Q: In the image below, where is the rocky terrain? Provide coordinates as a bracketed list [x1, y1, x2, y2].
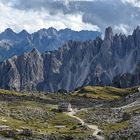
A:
[1, 27, 140, 92]
[75, 86, 140, 140]
[0, 28, 101, 61]
[0, 86, 139, 140]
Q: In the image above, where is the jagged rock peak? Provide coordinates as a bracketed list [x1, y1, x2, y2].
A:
[18, 29, 29, 35]
[24, 48, 41, 58]
[104, 26, 113, 40]
[136, 26, 140, 30]
[30, 48, 40, 55]
[132, 26, 140, 47]
[133, 26, 140, 35]
[37, 27, 57, 34]
[3, 28, 15, 34]
[18, 29, 30, 39]
[47, 27, 57, 32]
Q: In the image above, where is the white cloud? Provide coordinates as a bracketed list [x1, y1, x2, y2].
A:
[114, 24, 130, 34]
[121, 0, 140, 7]
[1, 0, 140, 34]
[0, 2, 99, 33]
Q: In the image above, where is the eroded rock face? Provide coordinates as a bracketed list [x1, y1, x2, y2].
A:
[0, 49, 44, 91]
[1, 27, 140, 92]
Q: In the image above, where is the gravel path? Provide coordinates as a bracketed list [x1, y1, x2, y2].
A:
[66, 108, 104, 140]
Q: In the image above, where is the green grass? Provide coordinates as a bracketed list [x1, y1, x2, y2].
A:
[101, 121, 129, 136]
[0, 86, 138, 139]
[0, 112, 90, 137]
[0, 90, 92, 139]
[73, 86, 138, 101]
[0, 89, 24, 96]
[75, 109, 97, 124]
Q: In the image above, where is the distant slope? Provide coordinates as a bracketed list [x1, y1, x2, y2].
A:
[74, 86, 138, 101]
[0, 28, 101, 61]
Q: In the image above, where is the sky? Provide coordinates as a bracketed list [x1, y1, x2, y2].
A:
[0, 0, 140, 34]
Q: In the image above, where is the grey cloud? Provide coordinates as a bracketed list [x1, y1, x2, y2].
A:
[3, 0, 69, 14]
[75, 0, 140, 32]
[2, 0, 140, 33]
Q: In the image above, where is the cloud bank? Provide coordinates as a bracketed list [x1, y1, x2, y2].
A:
[0, 0, 140, 34]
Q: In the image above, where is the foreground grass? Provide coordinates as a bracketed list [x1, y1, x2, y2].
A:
[0, 85, 138, 139]
[0, 90, 92, 139]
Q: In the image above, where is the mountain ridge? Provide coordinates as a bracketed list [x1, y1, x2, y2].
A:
[0, 26, 140, 92]
[0, 27, 101, 61]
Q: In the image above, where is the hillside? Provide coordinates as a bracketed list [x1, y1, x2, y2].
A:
[0, 89, 91, 140]
[0, 86, 139, 139]
[74, 86, 138, 101]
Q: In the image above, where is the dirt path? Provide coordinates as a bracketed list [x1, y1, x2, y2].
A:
[67, 109, 85, 125]
[114, 98, 140, 110]
[66, 109, 104, 140]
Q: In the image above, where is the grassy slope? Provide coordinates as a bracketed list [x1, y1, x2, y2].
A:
[74, 86, 139, 138]
[0, 85, 138, 139]
[0, 90, 91, 139]
[73, 86, 138, 101]
[101, 121, 129, 137]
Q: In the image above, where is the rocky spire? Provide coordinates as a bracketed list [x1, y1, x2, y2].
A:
[30, 48, 41, 56]
[104, 26, 113, 40]
[133, 26, 140, 36]
[133, 26, 140, 47]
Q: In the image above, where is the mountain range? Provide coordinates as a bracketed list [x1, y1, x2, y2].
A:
[0, 28, 101, 61]
[0, 26, 140, 92]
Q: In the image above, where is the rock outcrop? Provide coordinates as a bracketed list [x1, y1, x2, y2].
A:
[0, 27, 140, 92]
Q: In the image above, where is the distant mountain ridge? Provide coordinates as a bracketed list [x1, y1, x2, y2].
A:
[0, 27, 101, 61]
[1, 26, 140, 92]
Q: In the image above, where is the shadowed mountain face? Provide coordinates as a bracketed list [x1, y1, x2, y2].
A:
[0, 27, 140, 92]
[0, 28, 101, 61]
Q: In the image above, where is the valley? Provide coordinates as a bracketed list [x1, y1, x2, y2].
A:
[0, 86, 139, 140]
